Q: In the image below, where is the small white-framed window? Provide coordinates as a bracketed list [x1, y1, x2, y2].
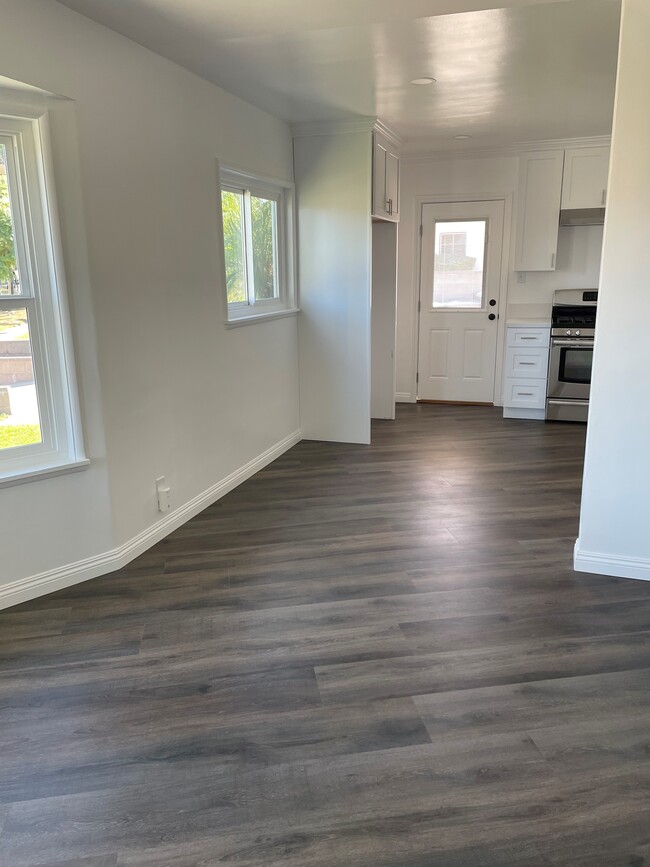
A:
[219, 166, 296, 324]
[0, 113, 85, 484]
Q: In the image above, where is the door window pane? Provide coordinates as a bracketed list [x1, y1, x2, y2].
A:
[0, 144, 22, 297]
[251, 195, 278, 301]
[221, 190, 246, 303]
[433, 220, 486, 308]
[0, 306, 42, 450]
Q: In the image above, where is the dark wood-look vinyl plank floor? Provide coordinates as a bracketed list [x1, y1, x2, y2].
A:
[1, 404, 650, 866]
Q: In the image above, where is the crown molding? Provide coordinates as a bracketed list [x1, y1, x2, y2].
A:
[291, 117, 377, 138]
[374, 119, 404, 149]
[401, 134, 612, 163]
[515, 134, 612, 152]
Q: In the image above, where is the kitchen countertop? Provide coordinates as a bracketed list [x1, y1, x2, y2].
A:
[506, 317, 551, 326]
[505, 303, 551, 327]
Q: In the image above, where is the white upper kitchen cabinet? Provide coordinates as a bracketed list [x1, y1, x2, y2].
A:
[372, 129, 400, 222]
[561, 146, 611, 210]
[515, 150, 565, 271]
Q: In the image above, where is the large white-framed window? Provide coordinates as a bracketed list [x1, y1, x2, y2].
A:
[219, 166, 296, 324]
[0, 113, 85, 485]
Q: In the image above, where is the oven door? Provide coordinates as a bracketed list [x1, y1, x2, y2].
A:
[547, 338, 594, 401]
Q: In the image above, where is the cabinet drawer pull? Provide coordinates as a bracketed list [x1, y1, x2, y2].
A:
[519, 361, 536, 365]
[520, 336, 538, 340]
[517, 392, 534, 396]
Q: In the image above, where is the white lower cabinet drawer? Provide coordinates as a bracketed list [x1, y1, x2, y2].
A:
[503, 378, 547, 409]
[507, 327, 550, 348]
[504, 346, 549, 379]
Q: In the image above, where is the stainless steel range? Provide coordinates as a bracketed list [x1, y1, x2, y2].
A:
[546, 289, 597, 423]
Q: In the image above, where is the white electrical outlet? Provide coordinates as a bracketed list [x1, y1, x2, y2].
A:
[156, 476, 171, 513]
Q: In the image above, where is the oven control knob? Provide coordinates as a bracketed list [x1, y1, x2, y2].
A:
[566, 330, 572, 336]
[575, 330, 581, 336]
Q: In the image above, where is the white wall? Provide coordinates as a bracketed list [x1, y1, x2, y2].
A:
[371, 221, 398, 420]
[294, 131, 372, 444]
[0, 0, 299, 604]
[0, 95, 115, 597]
[511, 224, 604, 302]
[575, 0, 650, 581]
[395, 153, 605, 403]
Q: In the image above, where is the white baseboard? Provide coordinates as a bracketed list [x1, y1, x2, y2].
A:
[395, 392, 416, 403]
[574, 539, 650, 582]
[0, 429, 302, 610]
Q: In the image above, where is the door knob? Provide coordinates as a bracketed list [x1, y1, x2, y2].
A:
[488, 313, 496, 321]
[489, 299, 497, 307]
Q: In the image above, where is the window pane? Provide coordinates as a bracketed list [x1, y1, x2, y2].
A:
[0, 144, 22, 297]
[221, 190, 246, 304]
[433, 220, 486, 308]
[251, 196, 278, 301]
[0, 306, 42, 450]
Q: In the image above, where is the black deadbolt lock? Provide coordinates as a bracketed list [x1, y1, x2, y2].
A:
[489, 299, 497, 307]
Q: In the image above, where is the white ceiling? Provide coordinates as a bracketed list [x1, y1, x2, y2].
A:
[53, 0, 621, 150]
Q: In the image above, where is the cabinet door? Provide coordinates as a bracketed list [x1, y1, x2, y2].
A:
[561, 146, 610, 210]
[385, 150, 399, 219]
[372, 132, 400, 222]
[515, 150, 564, 272]
[373, 136, 388, 219]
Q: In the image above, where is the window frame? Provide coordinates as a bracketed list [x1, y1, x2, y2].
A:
[218, 165, 297, 325]
[0, 112, 86, 485]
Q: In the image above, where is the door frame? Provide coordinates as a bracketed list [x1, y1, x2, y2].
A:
[411, 192, 514, 406]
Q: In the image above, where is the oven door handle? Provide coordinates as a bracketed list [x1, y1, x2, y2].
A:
[551, 339, 595, 348]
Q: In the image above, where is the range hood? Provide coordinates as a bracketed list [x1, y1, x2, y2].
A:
[559, 207, 605, 227]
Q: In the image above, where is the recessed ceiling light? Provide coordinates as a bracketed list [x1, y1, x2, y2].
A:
[410, 77, 436, 86]
[454, 135, 471, 140]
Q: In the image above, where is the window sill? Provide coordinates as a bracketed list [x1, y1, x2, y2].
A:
[225, 308, 300, 328]
[0, 457, 90, 489]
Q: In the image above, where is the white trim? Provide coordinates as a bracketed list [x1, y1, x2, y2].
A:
[411, 192, 513, 406]
[38, 112, 85, 459]
[215, 162, 292, 190]
[0, 111, 86, 477]
[218, 162, 296, 324]
[395, 392, 416, 403]
[373, 120, 404, 150]
[0, 429, 302, 610]
[224, 307, 299, 328]
[573, 540, 650, 583]
[0, 457, 89, 489]
[291, 117, 377, 138]
[516, 135, 611, 153]
[402, 135, 612, 163]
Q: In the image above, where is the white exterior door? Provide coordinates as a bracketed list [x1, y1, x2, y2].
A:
[417, 200, 505, 403]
